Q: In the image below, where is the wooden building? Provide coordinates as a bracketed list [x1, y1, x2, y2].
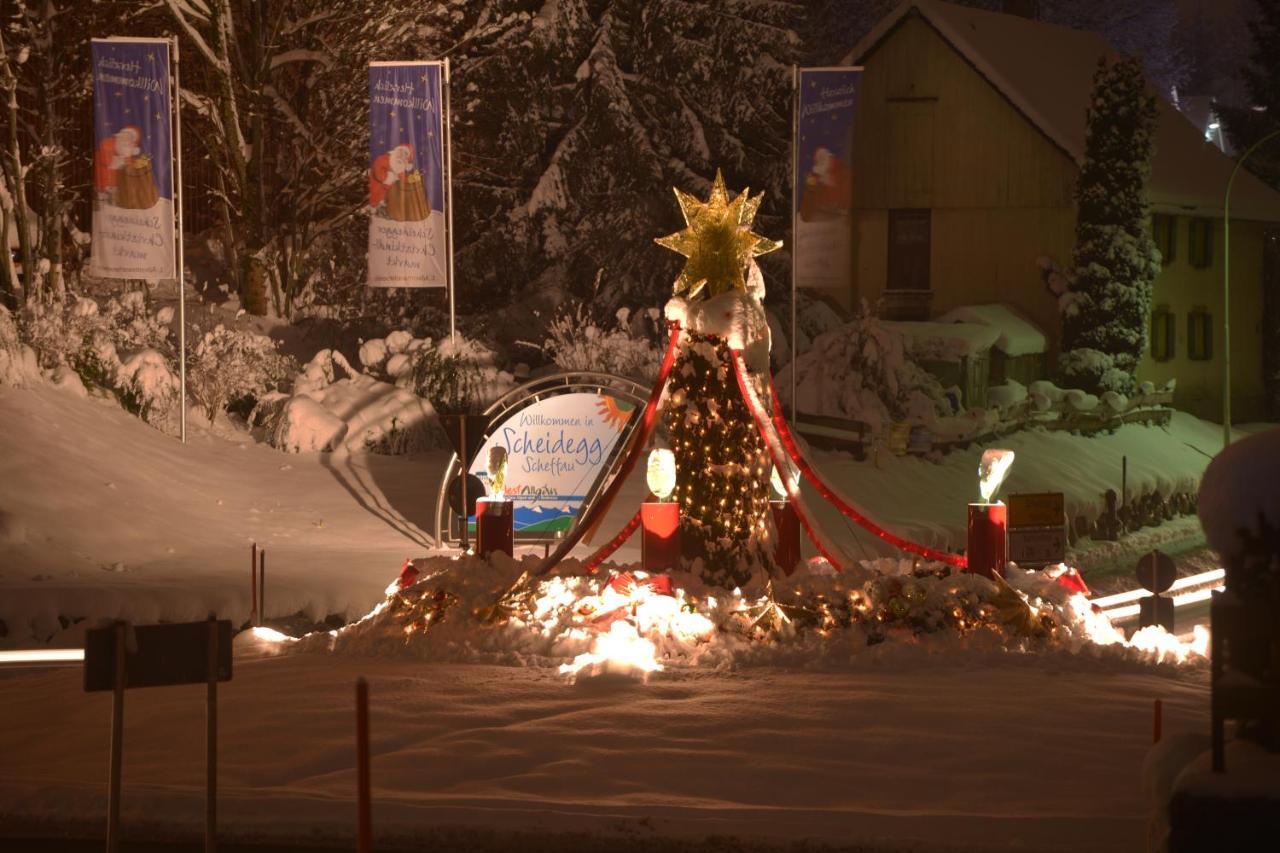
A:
[838, 0, 1280, 422]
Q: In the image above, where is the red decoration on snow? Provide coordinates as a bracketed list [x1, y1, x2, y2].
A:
[607, 571, 674, 597]
[1052, 567, 1091, 596]
[395, 558, 419, 590]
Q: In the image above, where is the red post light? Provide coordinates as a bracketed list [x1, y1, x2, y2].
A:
[966, 502, 1007, 578]
[771, 500, 801, 575]
[641, 501, 681, 573]
[476, 498, 514, 558]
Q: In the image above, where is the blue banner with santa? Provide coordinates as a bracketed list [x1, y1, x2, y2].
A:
[794, 67, 861, 293]
[367, 61, 447, 288]
[90, 38, 175, 281]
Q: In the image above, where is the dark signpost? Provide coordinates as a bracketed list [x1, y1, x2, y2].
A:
[84, 615, 232, 853]
[1136, 549, 1177, 632]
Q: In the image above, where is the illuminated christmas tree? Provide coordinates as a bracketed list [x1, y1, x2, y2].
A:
[655, 171, 782, 588]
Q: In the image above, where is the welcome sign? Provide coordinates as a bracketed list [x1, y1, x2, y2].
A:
[89, 38, 175, 281]
[367, 61, 447, 288]
[468, 392, 635, 534]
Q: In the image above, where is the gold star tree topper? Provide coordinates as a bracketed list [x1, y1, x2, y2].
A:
[655, 170, 782, 299]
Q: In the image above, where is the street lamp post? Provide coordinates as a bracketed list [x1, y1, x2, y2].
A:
[1222, 127, 1280, 450]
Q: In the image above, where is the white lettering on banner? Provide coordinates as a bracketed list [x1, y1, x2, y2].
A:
[366, 211, 447, 287]
[90, 200, 175, 281]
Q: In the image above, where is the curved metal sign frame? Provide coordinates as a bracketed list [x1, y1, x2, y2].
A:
[433, 371, 650, 548]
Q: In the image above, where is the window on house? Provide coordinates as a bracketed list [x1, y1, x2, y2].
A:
[1188, 218, 1214, 269]
[1151, 306, 1175, 361]
[1151, 213, 1177, 265]
[887, 209, 931, 291]
[1187, 307, 1213, 361]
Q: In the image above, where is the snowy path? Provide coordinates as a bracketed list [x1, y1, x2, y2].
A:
[0, 650, 1206, 852]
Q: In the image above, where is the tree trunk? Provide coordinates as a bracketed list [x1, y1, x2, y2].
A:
[0, 32, 35, 303]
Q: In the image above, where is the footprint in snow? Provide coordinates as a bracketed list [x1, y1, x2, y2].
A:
[99, 562, 127, 573]
[30, 573, 53, 582]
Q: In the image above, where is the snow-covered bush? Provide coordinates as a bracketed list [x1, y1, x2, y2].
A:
[543, 303, 662, 382]
[401, 335, 514, 415]
[187, 326, 297, 424]
[115, 349, 181, 424]
[779, 301, 950, 431]
[0, 305, 39, 387]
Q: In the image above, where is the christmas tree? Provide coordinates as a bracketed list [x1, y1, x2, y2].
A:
[656, 171, 781, 588]
[1058, 56, 1160, 397]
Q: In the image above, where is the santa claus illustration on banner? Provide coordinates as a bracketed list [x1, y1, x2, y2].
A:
[94, 126, 158, 209]
[799, 145, 851, 222]
[370, 143, 431, 222]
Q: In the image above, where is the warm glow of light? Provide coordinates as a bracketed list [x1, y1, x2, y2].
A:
[978, 449, 1015, 503]
[559, 621, 664, 681]
[647, 448, 677, 500]
[1091, 569, 1226, 610]
[0, 648, 84, 665]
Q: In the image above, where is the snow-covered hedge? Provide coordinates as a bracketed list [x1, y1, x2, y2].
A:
[543, 303, 662, 383]
[187, 326, 297, 424]
[777, 302, 951, 431]
[0, 305, 39, 387]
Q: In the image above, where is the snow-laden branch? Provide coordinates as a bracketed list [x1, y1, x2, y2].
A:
[268, 49, 332, 71]
[162, 0, 223, 72]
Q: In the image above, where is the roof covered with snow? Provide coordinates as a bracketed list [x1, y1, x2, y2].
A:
[934, 303, 1046, 357]
[842, 0, 1280, 222]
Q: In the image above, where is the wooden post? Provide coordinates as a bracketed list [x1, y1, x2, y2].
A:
[107, 621, 127, 853]
[1153, 698, 1163, 744]
[258, 549, 266, 626]
[356, 678, 372, 853]
[250, 543, 258, 627]
[205, 614, 218, 853]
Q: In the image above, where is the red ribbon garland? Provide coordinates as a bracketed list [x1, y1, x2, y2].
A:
[726, 348, 847, 570]
[535, 321, 684, 577]
[584, 509, 643, 573]
[730, 348, 967, 569]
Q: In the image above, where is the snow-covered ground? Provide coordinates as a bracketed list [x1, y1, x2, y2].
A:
[0, 379, 1233, 853]
[1, 650, 1207, 853]
[0, 380, 1232, 646]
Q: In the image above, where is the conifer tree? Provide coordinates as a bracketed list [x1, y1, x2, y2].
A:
[1059, 56, 1160, 396]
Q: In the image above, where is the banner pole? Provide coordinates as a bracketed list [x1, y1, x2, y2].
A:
[172, 35, 187, 444]
[442, 58, 457, 345]
[790, 64, 799, 423]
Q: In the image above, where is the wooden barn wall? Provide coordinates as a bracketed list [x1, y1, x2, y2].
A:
[847, 14, 1078, 361]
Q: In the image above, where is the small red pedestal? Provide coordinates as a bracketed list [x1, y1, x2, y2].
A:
[966, 502, 1007, 577]
[476, 498, 514, 558]
[771, 500, 801, 575]
[641, 501, 681, 572]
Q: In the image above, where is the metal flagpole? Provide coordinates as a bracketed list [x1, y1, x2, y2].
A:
[442, 58, 457, 345]
[790, 64, 799, 423]
[172, 35, 187, 444]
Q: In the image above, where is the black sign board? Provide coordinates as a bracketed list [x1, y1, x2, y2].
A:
[84, 619, 232, 692]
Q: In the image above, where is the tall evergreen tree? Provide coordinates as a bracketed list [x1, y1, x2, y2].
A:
[1059, 55, 1160, 397]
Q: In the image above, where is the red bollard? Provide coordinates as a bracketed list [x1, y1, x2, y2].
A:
[771, 500, 801, 575]
[475, 498, 514, 558]
[641, 501, 680, 572]
[966, 502, 1007, 577]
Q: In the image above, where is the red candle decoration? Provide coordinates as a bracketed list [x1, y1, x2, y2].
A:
[641, 501, 681, 573]
[966, 502, 1007, 578]
[476, 498, 514, 558]
[770, 500, 801, 575]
